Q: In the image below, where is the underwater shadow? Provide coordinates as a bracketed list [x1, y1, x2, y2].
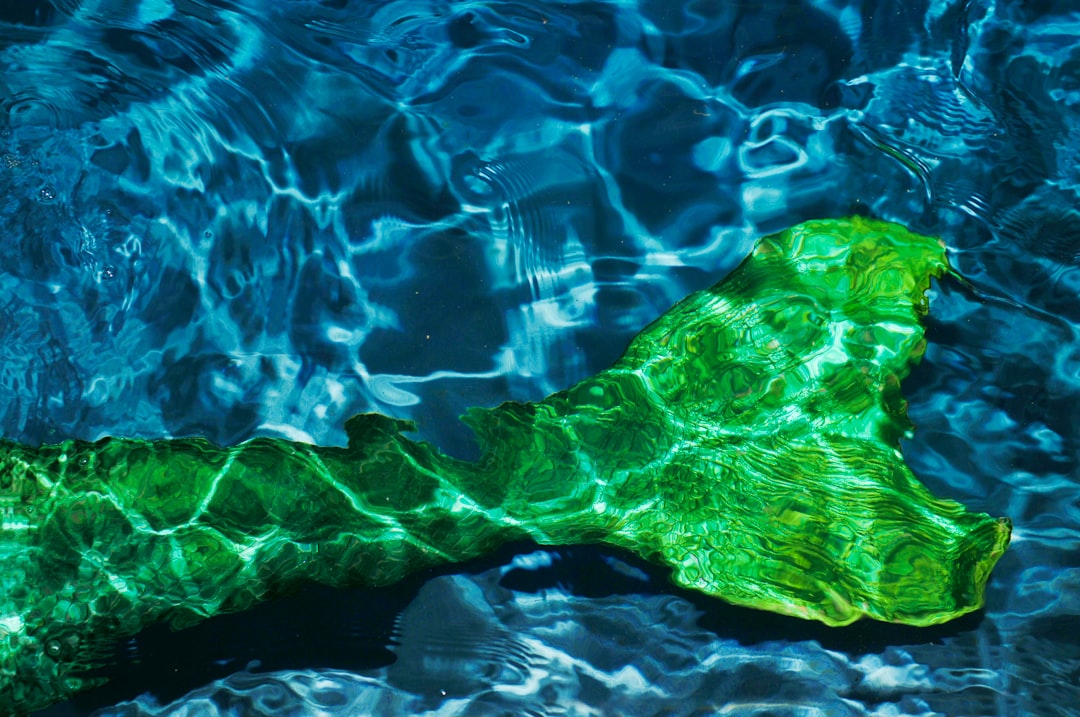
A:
[46, 540, 986, 716]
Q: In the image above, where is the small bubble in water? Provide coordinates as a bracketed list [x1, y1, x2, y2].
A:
[2, 153, 18, 168]
[204, 230, 213, 238]
[101, 266, 117, 280]
[44, 639, 63, 659]
[38, 184, 56, 202]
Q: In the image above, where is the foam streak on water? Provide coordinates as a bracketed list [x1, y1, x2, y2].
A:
[1, 1, 1078, 715]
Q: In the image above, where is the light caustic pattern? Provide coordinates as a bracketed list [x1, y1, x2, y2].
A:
[0, 218, 1009, 714]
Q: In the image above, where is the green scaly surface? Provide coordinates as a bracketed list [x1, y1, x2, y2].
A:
[0, 217, 1011, 713]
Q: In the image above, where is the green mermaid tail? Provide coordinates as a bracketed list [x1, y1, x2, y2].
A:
[0, 217, 1010, 713]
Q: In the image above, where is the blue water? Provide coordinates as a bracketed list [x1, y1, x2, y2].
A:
[3, 0, 1078, 714]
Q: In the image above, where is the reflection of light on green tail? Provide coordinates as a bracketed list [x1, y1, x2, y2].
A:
[0, 217, 1010, 713]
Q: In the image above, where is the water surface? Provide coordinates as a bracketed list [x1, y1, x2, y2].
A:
[2, 0, 1078, 715]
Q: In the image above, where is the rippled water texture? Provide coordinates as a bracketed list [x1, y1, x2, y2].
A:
[2, 0, 1078, 715]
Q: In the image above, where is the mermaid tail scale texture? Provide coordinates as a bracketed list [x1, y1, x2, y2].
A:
[0, 217, 1010, 713]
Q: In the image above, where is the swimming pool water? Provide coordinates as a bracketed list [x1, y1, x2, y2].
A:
[2, 0, 1078, 714]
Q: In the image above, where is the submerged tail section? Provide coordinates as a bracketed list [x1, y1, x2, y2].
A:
[0, 218, 1010, 713]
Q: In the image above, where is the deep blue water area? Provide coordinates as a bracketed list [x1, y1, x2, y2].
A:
[3, 0, 1079, 714]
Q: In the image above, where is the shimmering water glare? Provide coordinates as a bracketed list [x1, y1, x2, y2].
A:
[1, 0, 1076, 715]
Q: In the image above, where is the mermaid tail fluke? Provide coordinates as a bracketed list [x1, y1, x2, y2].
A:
[478, 216, 1010, 625]
[0, 218, 1010, 713]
